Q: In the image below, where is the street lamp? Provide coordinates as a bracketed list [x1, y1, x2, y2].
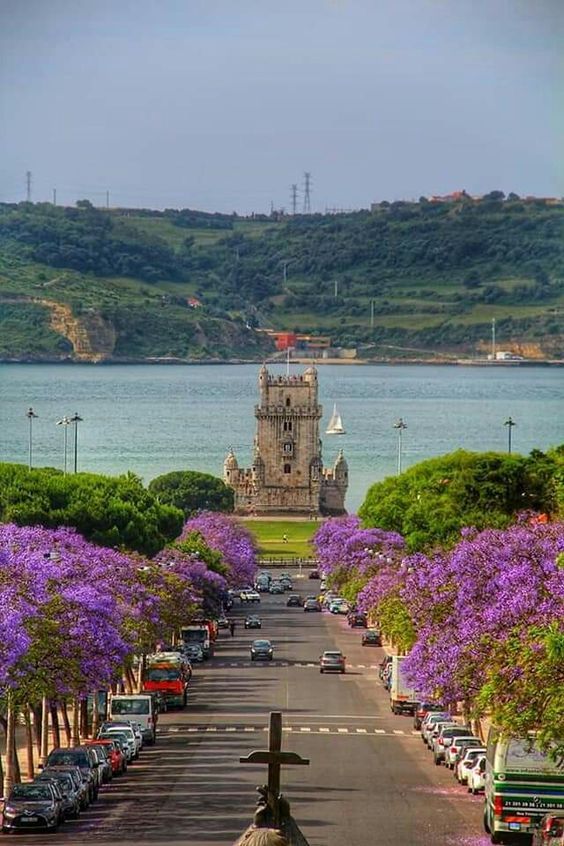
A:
[504, 416, 516, 454]
[26, 407, 38, 470]
[69, 412, 83, 473]
[56, 416, 71, 474]
[393, 418, 407, 475]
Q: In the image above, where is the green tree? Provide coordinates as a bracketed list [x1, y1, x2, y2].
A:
[148, 470, 234, 518]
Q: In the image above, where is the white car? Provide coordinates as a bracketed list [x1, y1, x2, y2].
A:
[329, 598, 350, 614]
[456, 747, 486, 783]
[467, 754, 486, 794]
[445, 735, 478, 768]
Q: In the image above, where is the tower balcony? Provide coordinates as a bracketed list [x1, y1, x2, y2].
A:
[255, 404, 322, 417]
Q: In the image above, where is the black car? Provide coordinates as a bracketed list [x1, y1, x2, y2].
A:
[348, 612, 367, 628]
[42, 765, 90, 810]
[308, 569, 320, 579]
[2, 781, 64, 833]
[45, 747, 100, 801]
[303, 599, 322, 612]
[286, 594, 302, 607]
[245, 615, 262, 629]
[250, 639, 273, 661]
[361, 629, 382, 646]
[35, 772, 80, 820]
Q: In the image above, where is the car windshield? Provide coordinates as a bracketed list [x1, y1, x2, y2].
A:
[111, 698, 150, 715]
[147, 668, 181, 681]
[323, 652, 343, 660]
[47, 751, 89, 768]
[253, 640, 271, 647]
[11, 784, 53, 801]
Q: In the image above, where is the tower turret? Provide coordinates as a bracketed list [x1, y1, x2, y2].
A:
[223, 448, 239, 485]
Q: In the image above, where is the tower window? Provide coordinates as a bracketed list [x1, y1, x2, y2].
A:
[283, 420, 293, 432]
[286, 397, 291, 407]
[283, 463, 291, 474]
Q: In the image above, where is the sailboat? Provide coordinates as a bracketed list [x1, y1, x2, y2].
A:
[326, 403, 346, 435]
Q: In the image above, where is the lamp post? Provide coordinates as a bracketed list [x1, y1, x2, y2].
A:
[393, 418, 407, 475]
[56, 416, 71, 474]
[26, 407, 38, 470]
[504, 416, 516, 454]
[69, 413, 83, 473]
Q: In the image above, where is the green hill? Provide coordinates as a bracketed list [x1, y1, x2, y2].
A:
[1, 194, 563, 361]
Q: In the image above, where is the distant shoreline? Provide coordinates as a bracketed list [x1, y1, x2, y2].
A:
[1, 356, 563, 367]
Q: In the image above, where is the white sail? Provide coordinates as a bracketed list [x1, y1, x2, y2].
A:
[326, 403, 346, 435]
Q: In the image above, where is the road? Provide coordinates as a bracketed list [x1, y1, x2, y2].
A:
[13, 569, 488, 846]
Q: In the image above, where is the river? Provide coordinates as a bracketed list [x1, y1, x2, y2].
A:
[0, 363, 562, 513]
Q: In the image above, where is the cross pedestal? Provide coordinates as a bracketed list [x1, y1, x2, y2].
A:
[240, 711, 310, 830]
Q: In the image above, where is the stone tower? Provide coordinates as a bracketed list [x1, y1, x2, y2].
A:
[224, 365, 348, 516]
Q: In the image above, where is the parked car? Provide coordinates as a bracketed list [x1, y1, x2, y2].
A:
[456, 747, 487, 784]
[329, 599, 350, 614]
[182, 643, 204, 663]
[84, 742, 113, 783]
[100, 721, 141, 758]
[532, 814, 564, 846]
[35, 771, 81, 820]
[450, 737, 485, 775]
[269, 582, 284, 595]
[413, 701, 444, 730]
[85, 738, 126, 775]
[41, 765, 90, 811]
[445, 735, 478, 769]
[45, 747, 100, 801]
[2, 781, 64, 833]
[286, 594, 302, 607]
[280, 576, 293, 591]
[308, 569, 320, 579]
[98, 729, 135, 763]
[379, 655, 393, 680]
[420, 712, 452, 745]
[361, 629, 382, 646]
[245, 615, 262, 629]
[250, 639, 273, 661]
[303, 599, 322, 612]
[432, 725, 472, 765]
[243, 590, 261, 603]
[217, 616, 230, 629]
[319, 650, 346, 674]
[467, 754, 487, 795]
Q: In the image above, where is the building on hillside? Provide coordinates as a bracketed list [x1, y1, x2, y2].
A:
[224, 364, 348, 516]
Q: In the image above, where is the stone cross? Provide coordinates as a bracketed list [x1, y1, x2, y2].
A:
[240, 711, 310, 826]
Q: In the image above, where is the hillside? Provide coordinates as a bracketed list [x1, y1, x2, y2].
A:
[1, 195, 563, 361]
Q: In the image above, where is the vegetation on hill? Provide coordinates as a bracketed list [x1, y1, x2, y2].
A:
[1, 194, 563, 360]
[148, 470, 234, 517]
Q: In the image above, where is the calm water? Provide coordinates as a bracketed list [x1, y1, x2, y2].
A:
[0, 363, 562, 513]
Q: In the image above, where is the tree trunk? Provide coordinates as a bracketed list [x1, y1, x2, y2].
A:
[3, 697, 16, 796]
[50, 703, 61, 749]
[91, 694, 99, 738]
[80, 698, 88, 739]
[24, 708, 35, 780]
[40, 697, 49, 765]
[60, 701, 72, 746]
[71, 696, 80, 746]
[13, 735, 21, 784]
[31, 703, 42, 757]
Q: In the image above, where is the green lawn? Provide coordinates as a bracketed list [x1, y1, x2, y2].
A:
[242, 519, 318, 559]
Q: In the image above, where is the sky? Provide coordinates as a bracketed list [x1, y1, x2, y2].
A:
[1, 0, 562, 214]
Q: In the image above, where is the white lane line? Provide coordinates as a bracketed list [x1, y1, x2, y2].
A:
[226, 727, 236, 732]
[243, 727, 255, 732]
[375, 729, 386, 734]
[337, 728, 348, 733]
[412, 730, 420, 736]
[206, 727, 217, 732]
[319, 728, 330, 733]
[283, 727, 293, 732]
[393, 730, 405, 735]
[169, 727, 179, 733]
[357, 664, 366, 668]
[188, 728, 198, 732]
[300, 727, 311, 732]
[356, 728, 367, 734]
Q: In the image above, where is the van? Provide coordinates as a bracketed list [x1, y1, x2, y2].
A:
[108, 695, 157, 744]
[484, 728, 564, 843]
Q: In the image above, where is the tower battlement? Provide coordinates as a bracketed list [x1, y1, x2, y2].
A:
[224, 365, 347, 517]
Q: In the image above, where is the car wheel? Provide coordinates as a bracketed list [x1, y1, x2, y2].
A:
[491, 833, 505, 844]
[319, 669, 323, 674]
[434, 756, 441, 766]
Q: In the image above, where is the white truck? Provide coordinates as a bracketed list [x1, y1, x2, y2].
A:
[389, 655, 418, 715]
[180, 624, 211, 659]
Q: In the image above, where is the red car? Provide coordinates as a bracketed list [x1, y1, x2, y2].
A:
[84, 738, 126, 775]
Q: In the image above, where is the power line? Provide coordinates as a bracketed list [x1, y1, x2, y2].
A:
[303, 172, 312, 214]
[290, 184, 298, 215]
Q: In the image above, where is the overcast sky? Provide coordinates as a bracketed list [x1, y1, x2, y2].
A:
[1, 0, 562, 213]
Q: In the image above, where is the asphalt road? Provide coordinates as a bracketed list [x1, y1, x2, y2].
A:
[11, 569, 488, 846]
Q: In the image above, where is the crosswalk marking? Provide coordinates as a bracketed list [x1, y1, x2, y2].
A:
[393, 730, 404, 735]
[375, 729, 386, 734]
[244, 727, 255, 732]
[319, 728, 330, 733]
[164, 725, 420, 738]
[206, 727, 217, 732]
[338, 728, 348, 733]
[226, 727, 236, 732]
[188, 728, 198, 732]
[283, 726, 293, 732]
[169, 727, 179, 732]
[356, 728, 367, 734]
[300, 727, 311, 732]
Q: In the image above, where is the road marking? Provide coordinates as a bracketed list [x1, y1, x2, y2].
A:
[338, 728, 348, 733]
[412, 730, 420, 736]
[393, 730, 405, 735]
[300, 727, 311, 732]
[357, 664, 366, 668]
[283, 727, 293, 732]
[319, 728, 330, 733]
[206, 727, 217, 732]
[226, 727, 236, 732]
[375, 729, 386, 734]
[356, 728, 367, 734]
[244, 727, 255, 732]
[169, 727, 179, 732]
[188, 727, 198, 732]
